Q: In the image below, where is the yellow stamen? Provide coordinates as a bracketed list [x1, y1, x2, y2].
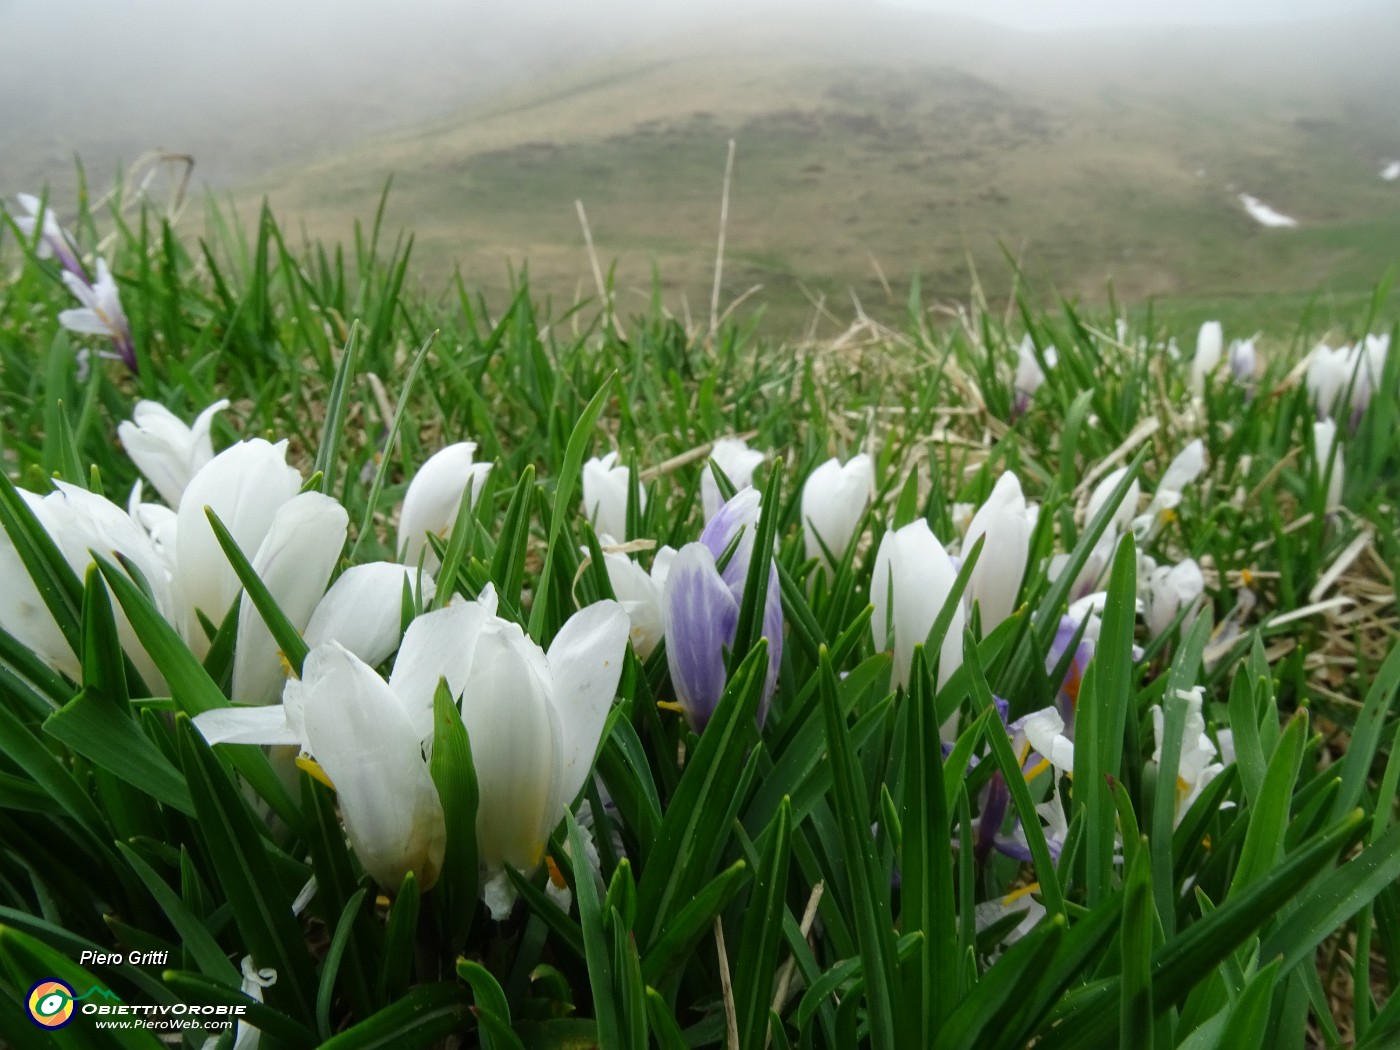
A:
[1241, 568, 1255, 587]
[545, 855, 569, 890]
[1158, 507, 1178, 525]
[657, 700, 685, 714]
[1001, 881, 1041, 906]
[1201, 835, 1212, 850]
[297, 754, 336, 790]
[1023, 757, 1053, 784]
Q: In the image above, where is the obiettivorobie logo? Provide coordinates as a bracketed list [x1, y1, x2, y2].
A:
[26, 979, 121, 1029]
[23, 975, 248, 1033]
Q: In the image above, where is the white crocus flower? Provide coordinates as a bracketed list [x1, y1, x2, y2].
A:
[196, 598, 486, 890]
[1144, 558, 1205, 640]
[458, 598, 629, 917]
[1151, 687, 1225, 826]
[118, 399, 228, 509]
[176, 439, 303, 656]
[962, 472, 1033, 632]
[398, 442, 492, 571]
[231, 493, 349, 706]
[1313, 420, 1344, 512]
[601, 546, 674, 661]
[701, 437, 765, 521]
[871, 519, 964, 695]
[1191, 321, 1223, 395]
[0, 482, 174, 687]
[197, 590, 629, 911]
[801, 453, 874, 576]
[303, 562, 435, 670]
[1307, 338, 1387, 424]
[1012, 707, 1075, 775]
[1048, 466, 1140, 602]
[1134, 440, 1206, 538]
[582, 451, 644, 542]
[1306, 344, 1349, 421]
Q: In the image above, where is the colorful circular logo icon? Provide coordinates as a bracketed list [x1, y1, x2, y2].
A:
[27, 979, 76, 1028]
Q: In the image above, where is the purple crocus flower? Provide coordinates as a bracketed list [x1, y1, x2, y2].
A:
[14, 194, 88, 283]
[1047, 613, 1094, 727]
[59, 258, 137, 373]
[662, 488, 783, 733]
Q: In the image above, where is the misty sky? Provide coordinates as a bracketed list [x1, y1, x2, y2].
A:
[886, 0, 1377, 28]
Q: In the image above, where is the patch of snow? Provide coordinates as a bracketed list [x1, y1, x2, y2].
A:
[1382, 161, 1400, 182]
[1239, 194, 1298, 228]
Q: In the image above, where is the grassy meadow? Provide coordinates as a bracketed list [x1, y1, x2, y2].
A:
[1, 3, 1400, 1047]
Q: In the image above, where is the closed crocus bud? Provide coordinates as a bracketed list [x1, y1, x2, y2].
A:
[118, 399, 228, 509]
[602, 546, 673, 660]
[701, 437, 765, 521]
[176, 439, 302, 656]
[663, 489, 782, 731]
[1306, 344, 1345, 420]
[801, 453, 874, 575]
[1013, 336, 1056, 416]
[1313, 420, 1344, 511]
[962, 472, 1032, 632]
[871, 519, 964, 693]
[582, 451, 643, 542]
[304, 562, 435, 670]
[232, 493, 349, 706]
[1228, 338, 1257, 383]
[1191, 321, 1223, 395]
[398, 442, 492, 570]
[1144, 558, 1205, 640]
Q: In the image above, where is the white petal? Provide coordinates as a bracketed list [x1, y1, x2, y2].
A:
[872, 520, 964, 690]
[232, 493, 348, 706]
[193, 705, 302, 747]
[387, 601, 492, 738]
[460, 625, 562, 874]
[301, 643, 446, 889]
[546, 600, 629, 810]
[398, 443, 491, 569]
[305, 562, 433, 670]
[176, 439, 302, 654]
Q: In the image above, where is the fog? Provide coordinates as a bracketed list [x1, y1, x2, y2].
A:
[0, 0, 1394, 193]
